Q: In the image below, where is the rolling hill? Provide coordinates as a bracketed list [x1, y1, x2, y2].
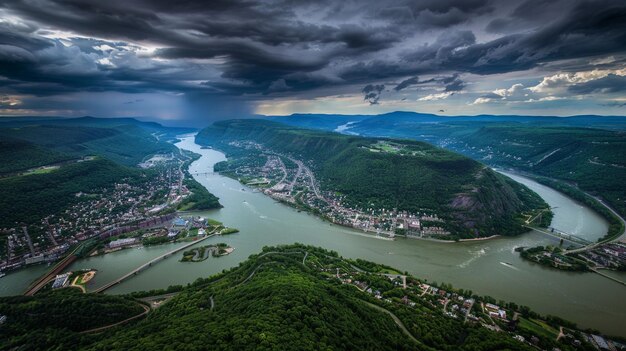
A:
[0, 124, 177, 166]
[0, 138, 75, 174]
[269, 112, 626, 221]
[197, 120, 548, 238]
[0, 157, 144, 228]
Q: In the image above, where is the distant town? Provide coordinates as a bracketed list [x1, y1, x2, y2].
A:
[217, 140, 451, 240]
[1, 152, 195, 273]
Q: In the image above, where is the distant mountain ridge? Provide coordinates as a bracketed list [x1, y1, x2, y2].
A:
[269, 111, 626, 131]
[0, 115, 196, 136]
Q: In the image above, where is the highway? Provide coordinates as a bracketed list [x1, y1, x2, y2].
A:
[80, 302, 151, 334]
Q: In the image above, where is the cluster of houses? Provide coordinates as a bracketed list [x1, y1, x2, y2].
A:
[316, 255, 625, 351]
[0, 157, 190, 273]
[485, 303, 507, 320]
[221, 143, 452, 239]
[575, 242, 626, 270]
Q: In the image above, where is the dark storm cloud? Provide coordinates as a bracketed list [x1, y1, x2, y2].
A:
[442, 74, 465, 92]
[480, 92, 503, 100]
[393, 75, 458, 93]
[569, 74, 626, 94]
[0, 0, 625, 116]
[394, 77, 420, 91]
[362, 84, 385, 105]
[345, 1, 626, 80]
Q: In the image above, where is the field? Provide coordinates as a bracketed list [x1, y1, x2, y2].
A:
[518, 317, 560, 340]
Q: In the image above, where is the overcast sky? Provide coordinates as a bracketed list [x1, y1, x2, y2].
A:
[0, 0, 625, 125]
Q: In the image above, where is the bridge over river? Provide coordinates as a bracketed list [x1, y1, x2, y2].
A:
[524, 225, 593, 247]
[93, 235, 213, 293]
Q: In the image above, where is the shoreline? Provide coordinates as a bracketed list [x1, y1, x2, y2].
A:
[217, 169, 528, 244]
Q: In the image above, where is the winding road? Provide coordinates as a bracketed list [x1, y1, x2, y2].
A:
[80, 302, 150, 334]
[359, 300, 419, 345]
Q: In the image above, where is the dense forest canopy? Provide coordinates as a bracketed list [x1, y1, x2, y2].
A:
[0, 245, 597, 351]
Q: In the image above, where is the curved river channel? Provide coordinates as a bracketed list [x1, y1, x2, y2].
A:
[2, 135, 625, 336]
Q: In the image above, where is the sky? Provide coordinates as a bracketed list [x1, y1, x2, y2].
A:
[0, 0, 625, 126]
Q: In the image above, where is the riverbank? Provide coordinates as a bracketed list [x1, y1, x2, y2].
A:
[3, 135, 625, 337]
[496, 168, 625, 245]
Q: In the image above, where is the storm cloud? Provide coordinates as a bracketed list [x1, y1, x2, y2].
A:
[0, 0, 625, 122]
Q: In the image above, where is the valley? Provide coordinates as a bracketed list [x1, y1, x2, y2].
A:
[1, 121, 625, 348]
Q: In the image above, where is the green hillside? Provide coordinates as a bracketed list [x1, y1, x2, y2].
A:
[0, 124, 176, 166]
[272, 113, 626, 220]
[0, 116, 195, 142]
[2, 245, 595, 350]
[457, 126, 626, 219]
[0, 289, 146, 350]
[0, 158, 145, 228]
[197, 120, 548, 238]
[0, 138, 75, 174]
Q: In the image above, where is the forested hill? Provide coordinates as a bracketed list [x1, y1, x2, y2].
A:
[197, 120, 548, 238]
[2, 245, 594, 350]
[0, 124, 176, 167]
[269, 112, 626, 220]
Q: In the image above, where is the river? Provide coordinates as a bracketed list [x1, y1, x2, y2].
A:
[2, 135, 624, 336]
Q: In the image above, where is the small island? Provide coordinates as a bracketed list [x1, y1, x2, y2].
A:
[180, 243, 234, 262]
[517, 246, 588, 271]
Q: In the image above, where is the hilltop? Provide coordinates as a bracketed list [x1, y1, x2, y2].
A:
[197, 120, 548, 239]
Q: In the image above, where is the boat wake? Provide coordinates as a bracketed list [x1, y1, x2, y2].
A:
[499, 261, 520, 271]
[458, 248, 487, 268]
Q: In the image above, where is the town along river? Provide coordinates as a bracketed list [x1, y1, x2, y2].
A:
[2, 135, 625, 336]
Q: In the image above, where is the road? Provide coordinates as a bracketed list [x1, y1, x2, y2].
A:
[22, 226, 36, 256]
[234, 250, 308, 288]
[359, 300, 420, 345]
[23, 244, 82, 296]
[80, 302, 150, 334]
